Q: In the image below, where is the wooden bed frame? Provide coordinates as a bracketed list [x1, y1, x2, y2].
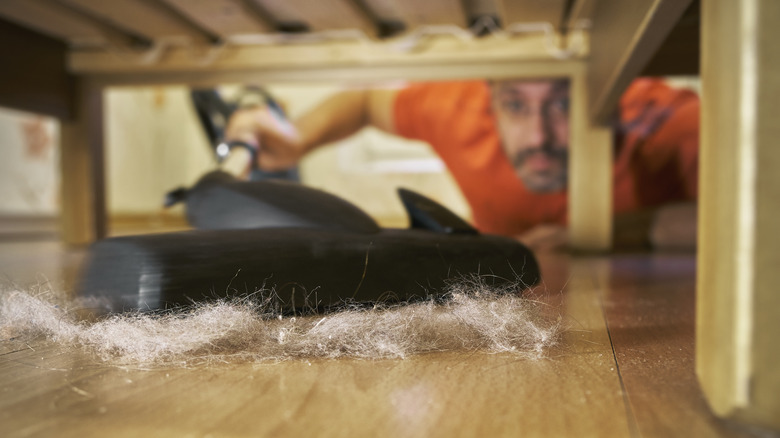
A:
[0, 0, 776, 429]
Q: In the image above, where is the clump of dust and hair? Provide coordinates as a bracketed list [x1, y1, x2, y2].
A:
[0, 278, 562, 366]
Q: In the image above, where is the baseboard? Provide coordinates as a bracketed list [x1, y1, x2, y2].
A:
[0, 215, 59, 241]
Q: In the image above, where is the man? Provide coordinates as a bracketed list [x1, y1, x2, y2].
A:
[226, 78, 699, 250]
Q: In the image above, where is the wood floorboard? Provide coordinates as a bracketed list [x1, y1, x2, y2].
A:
[601, 255, 759, 438]
[0, 241, 84, 294]
[0, 242, 764, 437]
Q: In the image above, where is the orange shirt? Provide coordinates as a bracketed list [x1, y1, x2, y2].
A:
[393, 79, 699, 236]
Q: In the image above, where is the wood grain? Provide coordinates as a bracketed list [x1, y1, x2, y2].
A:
[0, 348, 629, 438]
[602, 256, 757, 438]
[569, 71, 612, 252]
[0, 243, 761, 437]
[697, 0, 780, 429]
[0, 247, 629, 438]
[76, 60, 582, 88]
[68, 33, 587, 74]
[0, 241, 84, 294]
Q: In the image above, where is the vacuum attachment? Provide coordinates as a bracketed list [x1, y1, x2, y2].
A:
[166, 171, 380, 233]
[78, 174, 541, 313]
[190, 87, 299, 181]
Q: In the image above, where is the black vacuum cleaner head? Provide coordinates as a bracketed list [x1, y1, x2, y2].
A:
[77, 174, 540, 313]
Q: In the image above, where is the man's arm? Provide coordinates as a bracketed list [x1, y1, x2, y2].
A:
[225, 88, 399, 171]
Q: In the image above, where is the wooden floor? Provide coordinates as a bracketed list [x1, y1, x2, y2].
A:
[0, 240, 763, 438]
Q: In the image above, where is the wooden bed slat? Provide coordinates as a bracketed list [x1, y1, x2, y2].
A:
[58, 0, 212, 44]
[578, 0, 690, 253]
[496, 0, 567, 28]
[587, 0, 692, 125]
[253, 0, 376, 35]
[0, 0, 111, 46]
[361, 0, 404, 23]
[392, 0, 467, 28]
[160, 0, 273, 37]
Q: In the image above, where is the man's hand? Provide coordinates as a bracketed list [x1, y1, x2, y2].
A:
[225, 105, 303, 171]
[225, 89, 399, 173]
[516, 224, 569, 251]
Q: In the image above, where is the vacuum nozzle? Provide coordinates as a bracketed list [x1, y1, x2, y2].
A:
[163, 187, 188, 208]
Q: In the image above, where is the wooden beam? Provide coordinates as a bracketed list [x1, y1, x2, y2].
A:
[697, 0, 780, 430]
[82, 59, 584, 89]
[253, 0, 376, 35]
[58, 0, 213, 44]
[569, 69, 612, 252]
[496, 0, 567, 28]
[393, 0, 467, 28]
[59, 79, 106, 245]
[0, 18, 74, 120]
[640, 0, 700, 76]
[587, 0, 692, 125]
[69, 33, 587, 75]
[160, 0, 273, 37]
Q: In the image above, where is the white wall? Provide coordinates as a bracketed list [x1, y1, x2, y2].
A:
[105, 86, 215, 215]
[0, 107, 59, 216]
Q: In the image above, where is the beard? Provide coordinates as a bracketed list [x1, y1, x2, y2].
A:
[510, 145, 569, 193]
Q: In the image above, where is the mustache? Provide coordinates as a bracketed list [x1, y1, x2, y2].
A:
[511, 145, 568, 168]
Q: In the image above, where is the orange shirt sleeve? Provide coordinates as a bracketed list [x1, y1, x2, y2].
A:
[393, 83, 435, 142]
[393, 81, 493, 147]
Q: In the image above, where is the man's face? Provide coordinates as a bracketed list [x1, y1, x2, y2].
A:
[491, 79, 570, 192]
